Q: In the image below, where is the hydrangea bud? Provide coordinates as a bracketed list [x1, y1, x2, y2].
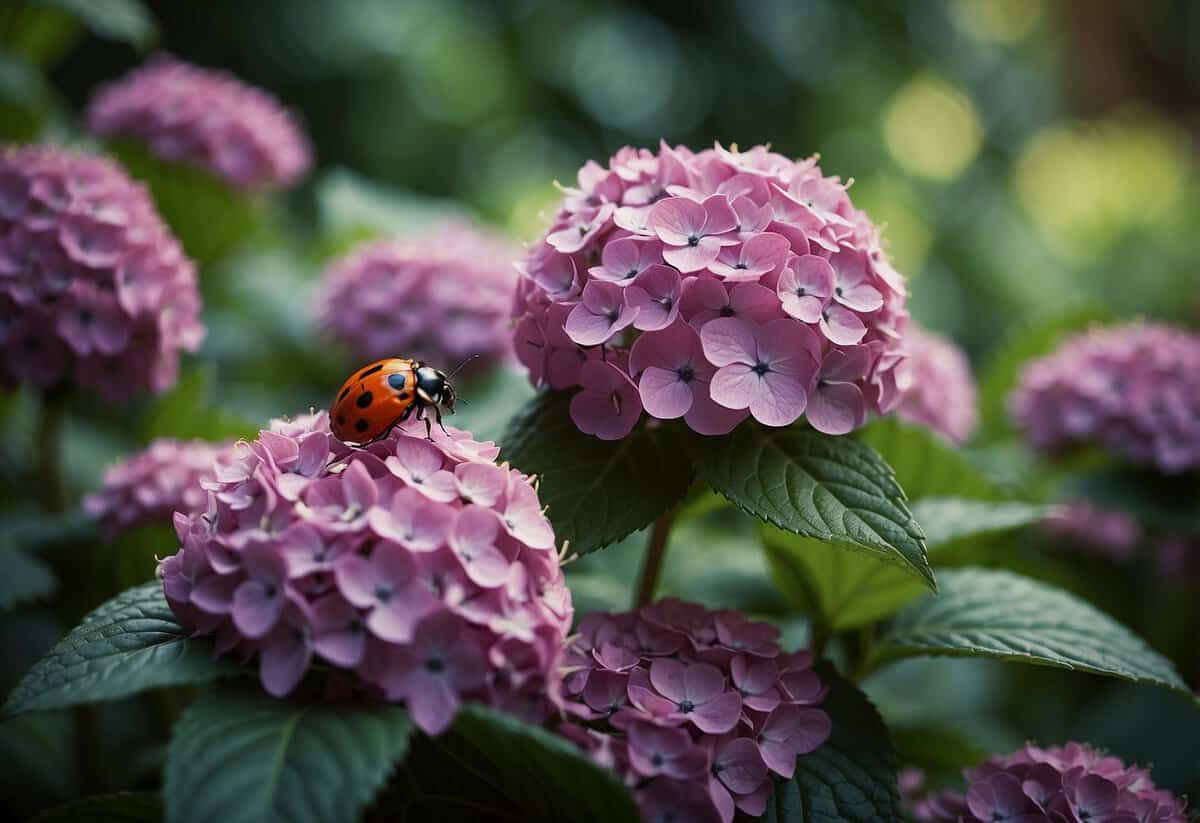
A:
[558, 599, 832, 823]
[85, 438, 237, 540]
[911, 742, 1188, 823]
[512, 142, 910, 440]
[317, 222, 518, 369]
[0, 145, 203, 400]
[86, 55, 312, 191]
[1010, 324, 1200, 473]
[159, 412, 572, 735]
[893, 325, 978, 444]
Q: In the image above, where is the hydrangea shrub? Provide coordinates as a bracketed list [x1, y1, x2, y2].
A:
[893, 324, 978, 444]
[0, 145, 204, 401]
[317, 221, 518, 369]
[159, 411, 571, 735]
[911, 742, 1189, 823]
[1010, 323, 1200, 473]
[87, 55, 312, 191]
[85, 437, 236, 540]
[512, 142, 910, 440]
[559, 599, 831, 823]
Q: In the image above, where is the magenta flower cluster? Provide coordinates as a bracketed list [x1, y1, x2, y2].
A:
[85, 437, 237, 540]
[558, 599, 832, 823]
[317, 222, 518, 369]
[159, 411, 572, 736]
[912, 742, 1188, 823]
[1010, 323, 1200, 473]
[0, 146, 204, 401]
[87, 55, 312, 191]
[512, 142, 910, 440]
[893, 324, 978, 444]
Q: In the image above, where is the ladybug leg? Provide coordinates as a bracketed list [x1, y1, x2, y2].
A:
[434, 404, 450, 437]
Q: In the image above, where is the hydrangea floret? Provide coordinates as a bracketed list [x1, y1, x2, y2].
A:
[159, 411, 572, 736]
[86, 55, 312, 191]
[317, 221, 518, 369]
[1010, 323, 1200, 473]
[512, 142, 910, 440]
[0, 145, 204, 400]
[558, 599, 832, 823]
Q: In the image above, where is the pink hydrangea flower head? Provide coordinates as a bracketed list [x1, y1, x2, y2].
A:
[1010, 323, 1200, 473]
[559, 598, 832, 823]
[158, 411, 572, 736]
[893, 324, 978, 444]
[317, 221, 519, 370]
[84, 437, 238, 540]
[0, 145, 204, 400]
[911, 742, 1188, 823]
[512, 142, 910, 438]
[86, 55, 312, 191]
[1044, 500, 1142, 562]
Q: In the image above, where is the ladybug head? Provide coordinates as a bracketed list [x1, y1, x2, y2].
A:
[414, 364, 456, 414]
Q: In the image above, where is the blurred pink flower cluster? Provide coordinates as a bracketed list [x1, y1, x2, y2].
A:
[512, 142, 910, 440]
[1010, 323, 1200, 473]
[160, 411, 572, 735]
[85, 437, 236, 540]
[87, 55, 311, 191]
[0, 146, 203, 401]
[559, 599, 831, 823]
[912, 742, 1188, 823]
[893, 324, 978, 444]
[317, 222, 519, 370]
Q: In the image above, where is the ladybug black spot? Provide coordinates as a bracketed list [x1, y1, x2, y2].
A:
[357, 391, 373, 408]
[338, 387, 350, 402]
[387, 372, 407, 391]
[355, 419, 369, 433]
[358, 363, 384, 379]
[336, 414, 346, 425]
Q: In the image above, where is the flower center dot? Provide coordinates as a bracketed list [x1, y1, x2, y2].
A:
[425, 656, 446, 674]
[374, 583, 393, 602]
[687, 234, 700, 247]
[650, 753, 664, 767]
[719, 305, 736, 317]
[678, 699, 695, 713]
[677, 365, 695, 383]
[752, 362, 770, 377]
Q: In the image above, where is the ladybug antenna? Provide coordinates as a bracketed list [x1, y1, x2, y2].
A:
[446, 353, 480, 379]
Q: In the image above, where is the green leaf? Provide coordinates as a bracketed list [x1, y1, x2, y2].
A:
[762, 528, 926, 632]
[0, 548, 56, 609]
[890, 725, 989, 778]
[432, 705, 640, 822]
[687, 423, 932, 589]
[3, 582, 241, 717]
[858, 419, 1000, 501]
[872, 568, 1189, 693]
[909, 498, 1048, 548]
[38, 0, 157, 48]
[108, 141, 263, 264]
[758, 666, 899, 822]
[501, 391, 694, 555]
[33, 792, 161, 822]
[761, 497, 1046, 631]
[141, 366, 260, 443]
[164, 687, 414, 823]
[977, 306, 1109, 440]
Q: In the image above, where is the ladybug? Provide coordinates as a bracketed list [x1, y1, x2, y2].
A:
[330, 357, 458, 445]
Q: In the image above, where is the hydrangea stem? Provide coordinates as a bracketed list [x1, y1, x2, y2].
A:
[35, 389, 69, 513]
[634, 511, 676, 607]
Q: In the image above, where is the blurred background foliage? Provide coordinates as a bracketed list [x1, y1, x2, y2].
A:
[1, 0, 1199, 817]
